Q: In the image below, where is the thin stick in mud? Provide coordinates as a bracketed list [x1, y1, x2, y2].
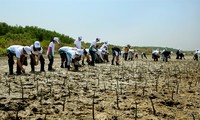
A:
[115, 87, 120, 109]
[8, 83, 11, 95]
[135, 100, 138, 120]
[92, 90, 95, 120]
[20, 77, 24, 101]
[63, 97, 66, 111]
[149, 97, 156, 115]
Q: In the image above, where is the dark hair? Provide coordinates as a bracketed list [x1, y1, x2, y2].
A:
[33, 46, 41, 51]
[50, 38, 54, 43]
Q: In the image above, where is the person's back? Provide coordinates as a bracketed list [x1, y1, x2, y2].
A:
[112, 47, 120, 52]
[59, 46, 72, 52]
[152, 50, 160, 61]
[7, 45, 23, 54]
[7, 45, 31, 75]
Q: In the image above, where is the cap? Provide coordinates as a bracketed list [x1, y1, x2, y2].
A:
[96, 38, 100, 41]
[105, 40, 108, 43]
[34, 41, 41, 48]
[53, 37, 59, 44]
[78, 36, 82, 40]
[24, 46, 31, 55]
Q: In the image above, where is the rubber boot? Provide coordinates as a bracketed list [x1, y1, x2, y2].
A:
[40, 64, 45, 72]
[67, 65, 70, 70]
[112, 60, 114, 65]
[74, 65, 79, 71]
[82, 60, 85, 65]
[64, 62, 67, 68]
[60, 63, 64, 68]
[116, 62, 119, 65]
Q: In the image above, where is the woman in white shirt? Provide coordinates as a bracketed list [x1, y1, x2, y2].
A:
[47, 37, 59, 71]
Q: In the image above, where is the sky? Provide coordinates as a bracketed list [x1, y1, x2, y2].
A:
[0, 0, 199, 50]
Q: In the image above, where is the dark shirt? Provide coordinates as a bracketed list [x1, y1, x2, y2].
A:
[112, 47, 121, 52]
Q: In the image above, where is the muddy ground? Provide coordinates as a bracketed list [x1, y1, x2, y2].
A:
[0, 55, 199, 120]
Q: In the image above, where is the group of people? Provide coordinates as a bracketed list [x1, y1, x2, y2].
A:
[6, 37, 59, 75]
[175, 49, 199, 61]
[121, 47, 147, 61]
[6, 37, 199, 75]
[176, 49, 185, 60]
[152, 48, 199, 62]
[6, 36, 122, 75]
[152, 49, 172, 62]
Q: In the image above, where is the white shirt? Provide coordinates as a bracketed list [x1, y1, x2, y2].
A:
[100, 43, 108, 50]
[101, 44, 108, 54]
[30, 45, 43, 55]
[161, 49, 165, 54]
[67, 50, 76, 59]
[142, 52, 145, 54]
[59, 47, 70, 52]
[121, 51, 124, 56]
[74, 40, 82, 49]
[7, 45, 24, 58]
[47, 41, 55, 56]
[152, 50, 159, 55]
[67, 49, 82, 59]
[194, 50, 199, 54]
[59, 47, 78, 52]
[59, 47, 84, 57]
[84, 49, 90, 55]
[129, 49, 134, 53]
[89, 40, 97, 51]
[97, 49, 102, 55]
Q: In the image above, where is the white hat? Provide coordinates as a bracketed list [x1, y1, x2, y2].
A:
[24, 46, 31, 55]
[53, 37, 59, 44]
[105, 40, 108, 43]
[78, 36, 82, 40]
[96, 38, 100, 41]
[34, 41, 41, 48]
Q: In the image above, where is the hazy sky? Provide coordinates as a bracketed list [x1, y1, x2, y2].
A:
[0, 0, 199, 50]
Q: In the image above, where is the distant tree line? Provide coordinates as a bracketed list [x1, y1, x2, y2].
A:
[0, 22, 74, 43]
[0, 22, 75, 55]
[0, 22, 191, 56]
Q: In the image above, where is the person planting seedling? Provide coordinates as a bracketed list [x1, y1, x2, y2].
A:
[30, 41, 45, 73]
[58, 46, 82, 71]
[111, 47, 121, 65]
[6, 45, 31, 75]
